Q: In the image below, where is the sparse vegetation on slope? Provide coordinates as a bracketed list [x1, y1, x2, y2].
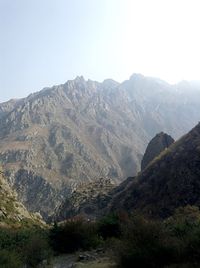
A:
[108, 123, 200, 218]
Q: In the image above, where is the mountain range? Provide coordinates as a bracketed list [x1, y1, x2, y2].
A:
[1, 74, 200, 220]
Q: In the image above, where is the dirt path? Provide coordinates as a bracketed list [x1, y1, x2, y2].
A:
[51, 250, 115, 268]
[51, 254, 77, 268]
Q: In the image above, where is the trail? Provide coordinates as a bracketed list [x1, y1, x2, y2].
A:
[50, 250, 115, 268]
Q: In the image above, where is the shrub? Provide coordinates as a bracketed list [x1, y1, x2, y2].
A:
[0, 227, 52, 267]
[115, 207, 200, 268]
[0, 249, 22, 268]
[97, 213, 122, 239]
[115, 215, 179, 268]
[23, 233, 52, 267]
[49, 218, 101, 253]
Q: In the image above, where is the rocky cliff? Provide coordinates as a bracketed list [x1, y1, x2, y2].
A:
[141, 132, 174, 170]
[55, 178, 115, 221]
[0, 169, 43, 226]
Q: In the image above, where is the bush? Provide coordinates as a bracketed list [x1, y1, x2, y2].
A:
[97, 213, 122, 239]
[115, 215, 176, 268]
[49, 218, 101, 253]
[0, 249, 22, 268]
[114, 207, 200, 268]
[0, 227, 52, 267]
[23, 233, 52, 267]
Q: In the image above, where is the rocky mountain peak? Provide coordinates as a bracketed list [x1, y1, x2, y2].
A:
[102, 79, 119, 88]
[141, 132, 174, 170]
[129, 73, 145, 81]
[74, 75, 85, 82]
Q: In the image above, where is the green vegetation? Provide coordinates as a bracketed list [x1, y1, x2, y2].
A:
[0, 227, 52, 268]
[114, 206, 200, 268]
[2, 206, 200, 267]
[0, 249, 22, 268]
[50, 218, 102, 253]
[97, 213, 122, 239]
[49, 207, 200, 267]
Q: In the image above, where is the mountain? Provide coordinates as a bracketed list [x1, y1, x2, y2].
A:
[141, 132, 174, 170]
[108, 123, 200, 218]
[0, 168, 43, 226]
[0, 74, 200, 220]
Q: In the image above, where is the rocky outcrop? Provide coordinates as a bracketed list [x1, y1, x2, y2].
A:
[0, 74, 200, 220]
[108, 123, 200, 218]
[55, 178, 115, 221]
[141, 132, 174, 170]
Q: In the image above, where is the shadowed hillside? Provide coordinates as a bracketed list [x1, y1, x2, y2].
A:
[108, 123, 200, 218]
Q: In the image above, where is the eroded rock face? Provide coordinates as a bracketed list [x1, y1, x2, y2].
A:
[5, 169, 69, 220]
[0, 169, 44, 226]
[55, 178, 115, 221]
[0, 74, 200, 220]
[141, 132, 174, 170]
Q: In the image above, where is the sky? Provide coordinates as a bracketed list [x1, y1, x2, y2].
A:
[1, 0, 200, 102]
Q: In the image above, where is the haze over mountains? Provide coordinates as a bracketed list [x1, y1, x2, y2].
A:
[0, 73, 200, 220]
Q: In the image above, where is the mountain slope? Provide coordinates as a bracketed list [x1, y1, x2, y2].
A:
[0, 74, 200, 219]
[108, 123, 200, 218]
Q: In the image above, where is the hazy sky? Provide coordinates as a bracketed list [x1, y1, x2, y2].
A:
[1, 0, 200, 101]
